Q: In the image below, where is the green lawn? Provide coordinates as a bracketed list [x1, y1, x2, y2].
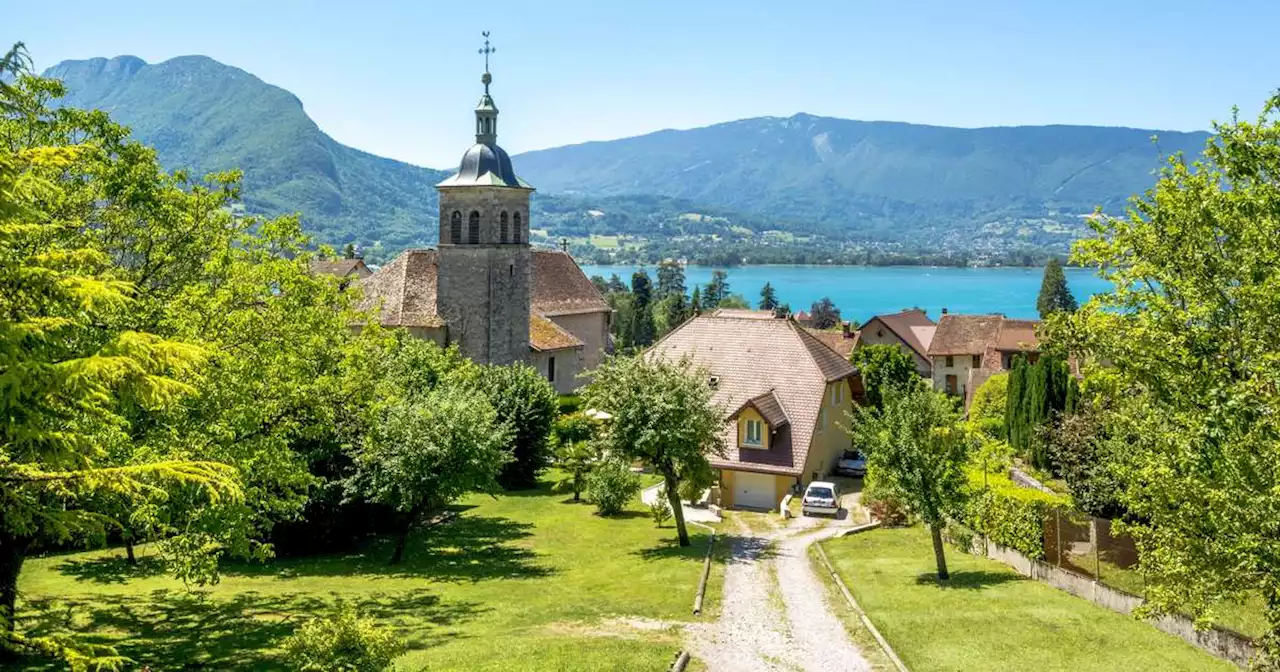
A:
[820, 526, 1234, 672]
[16, 479, 715, 671]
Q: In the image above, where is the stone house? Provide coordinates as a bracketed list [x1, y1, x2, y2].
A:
[647, 310, 857, 510]
[854, 308, 936, 377]
[927, 313, 1039, 405]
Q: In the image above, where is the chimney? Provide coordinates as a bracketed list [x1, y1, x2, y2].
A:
[841, 321, 852, 339]
[942, 307, 949, 315]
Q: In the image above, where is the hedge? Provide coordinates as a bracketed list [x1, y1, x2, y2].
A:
[961, 469, 1069, 559]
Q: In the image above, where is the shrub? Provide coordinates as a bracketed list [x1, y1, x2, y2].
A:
[281, 605, 403, 672]
[476, 364, 559, 490]
[677, 459, 715, 505]
[968, 372, 1008, 438]
[649, 493, 673, 527]
[862, 479, 909, 527]
[586, 457, 641, 516]
[961, 469, 1068, 559]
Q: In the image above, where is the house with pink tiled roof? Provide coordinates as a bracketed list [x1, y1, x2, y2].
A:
[647, 311, 857, 510]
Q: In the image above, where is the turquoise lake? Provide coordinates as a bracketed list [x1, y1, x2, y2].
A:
[577, 264, 1110, 323]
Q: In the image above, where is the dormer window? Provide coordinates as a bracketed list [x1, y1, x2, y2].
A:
[744, 419, 764, 447]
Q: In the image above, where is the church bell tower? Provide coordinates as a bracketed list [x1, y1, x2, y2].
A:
[435, 32, 534, 366]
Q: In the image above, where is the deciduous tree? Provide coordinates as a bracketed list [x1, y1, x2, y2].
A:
[478, 363, 559, 490]
[1056, 94, 1280, 657]
[584, 355, 725, 546]
[851, 344, 918, 409]
[852, 384, 971, 579]
[809, 296, 841, 329]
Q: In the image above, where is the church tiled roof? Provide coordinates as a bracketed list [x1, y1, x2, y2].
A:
[309, 258, 371, 278]
[355, 249, 609, 332]
[355, 249, 444, 328]
[530, 315, 583, 352]
[531, 251, 611, 316]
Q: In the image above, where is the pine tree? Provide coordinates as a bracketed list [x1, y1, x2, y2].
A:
[703, 270, 729, 307]
[656, 259, 686, 298]
[1036, 258, 1078, 319]
[629, 270, 656, 347]
[758, 282, 779, 310]
[690, 286, 702, 314]
[664, 290, 689, 331]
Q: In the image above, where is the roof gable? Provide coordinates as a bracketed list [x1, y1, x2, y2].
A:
[730, 390, 790, 428]
[861, 309, 935, 359]
[646, 315, 855, 476]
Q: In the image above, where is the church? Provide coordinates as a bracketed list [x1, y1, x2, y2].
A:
[349, 51, 611, 392]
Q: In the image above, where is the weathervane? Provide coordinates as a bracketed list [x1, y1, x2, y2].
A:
[479, 31, 495, 73]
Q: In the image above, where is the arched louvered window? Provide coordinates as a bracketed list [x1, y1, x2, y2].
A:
[450, 211, 462, 244]
[513, 212, 522, 244]
[499, 212, 509, 243]
[468, 211, 480, 244]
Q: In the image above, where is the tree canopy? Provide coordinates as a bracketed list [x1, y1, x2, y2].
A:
[851, 344, 919, 409]
[1056, 94, 1280, 659]
[583, 355, 725, 546]
[1036, 257, 1078, 319]
[808, 297, 841, 329]
[852, 383, 971, 579]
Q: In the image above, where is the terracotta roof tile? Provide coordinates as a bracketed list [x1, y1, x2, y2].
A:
[730, 390, 790, 428]
[860, 309, 936, 359]
[646, 315, 856, 476]
[927, 314, 1004, 356]
[355, 249, 443, 328]
[803, 327, 858, 360]
[356, 249, 609, 332]
[995, 319, 1040, 352]
[310, 258, 371, 278]
[530, 315, 583, 352]
[711, 309, 778, 320]
[531, 251, 611, 316]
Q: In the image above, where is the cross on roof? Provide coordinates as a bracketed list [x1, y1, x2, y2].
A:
[479, 31, 495, 72]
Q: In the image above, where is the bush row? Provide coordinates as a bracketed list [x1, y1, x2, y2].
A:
[959, 469, 1069, 559]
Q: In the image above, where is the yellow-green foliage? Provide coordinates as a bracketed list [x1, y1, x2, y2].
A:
[282, 605, 403, 672]
[962, 469, 1069, 559]
[968, 372, 1008, 437]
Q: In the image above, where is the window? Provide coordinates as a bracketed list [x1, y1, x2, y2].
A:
[547, 356, 556, 382]
[877, 329, 884, 338]
[468, 211, 480, 244]
[944, 355, 954, 368]
[831, 383, 843, 405]
[499, 211, 509, 243]
[743, 418, 763, 447]
[513, 212, 522, 243]
[972, 354, 981, 368]
[450, 211, 462, 243]
[817, 407, 827, 432]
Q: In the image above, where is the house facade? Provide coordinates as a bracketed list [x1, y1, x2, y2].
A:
[647, 311, 857, 510]
[854, 308, 936, 377]
[927, 313, 1039, 405]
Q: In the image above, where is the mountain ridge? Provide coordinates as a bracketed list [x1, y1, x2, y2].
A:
[42, 53, 1211, 265]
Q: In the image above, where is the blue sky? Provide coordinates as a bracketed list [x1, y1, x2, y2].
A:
[9, 0, 1279, 168]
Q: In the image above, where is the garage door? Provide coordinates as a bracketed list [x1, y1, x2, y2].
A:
[734, 471, 777, 510]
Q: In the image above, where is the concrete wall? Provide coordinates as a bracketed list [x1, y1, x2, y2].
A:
[931, 353, 982, 398]
[547, 310, 610, 378]
[977, 540, 1256, 668]
[802, 379, 855, 482]
[530, 347, 581, 395]
[859, 319, 931, 376]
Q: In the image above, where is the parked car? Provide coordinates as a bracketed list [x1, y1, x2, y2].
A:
[836, 450, 867, 477]
[801, 481, 840, 516]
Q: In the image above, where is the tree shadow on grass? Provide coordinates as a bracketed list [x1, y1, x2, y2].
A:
[913, 570, 1024, 590]
[54, 554, 168, 585]
[16, 588, 481, 671]
[633, 533, 769, 565]
[597, 510, 649, 520]
[223, 514, 554, 584]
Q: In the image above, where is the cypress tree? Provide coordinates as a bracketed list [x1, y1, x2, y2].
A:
[630, 270, 656, 347]
[1006, 355, 1027, 448]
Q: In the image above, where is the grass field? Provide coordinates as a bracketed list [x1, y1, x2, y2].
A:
[16, 479, 716, 671]
[820, 526, 1234, 672]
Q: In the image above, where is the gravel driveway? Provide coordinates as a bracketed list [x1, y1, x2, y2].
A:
[685, 514, 871, 671]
